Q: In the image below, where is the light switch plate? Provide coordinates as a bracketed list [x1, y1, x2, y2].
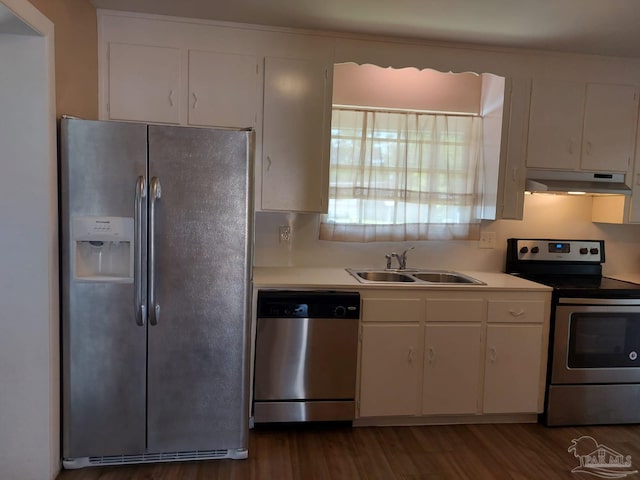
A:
[479, 231, 496, 249]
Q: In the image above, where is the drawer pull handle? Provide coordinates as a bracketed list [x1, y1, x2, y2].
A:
[489, 347, 497, 363]
[428, 347, 435, 365]
[408, 347, 414, 364]
[509, 309, 525, 317]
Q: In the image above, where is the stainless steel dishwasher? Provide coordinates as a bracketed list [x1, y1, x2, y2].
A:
[253, 291, 360, 423]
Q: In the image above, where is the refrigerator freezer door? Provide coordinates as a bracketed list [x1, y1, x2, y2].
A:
[146, 125, 252, 452]
[61, 119, 148, 457]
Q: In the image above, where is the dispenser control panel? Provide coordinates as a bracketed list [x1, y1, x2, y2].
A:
[72, 216, 132, 242]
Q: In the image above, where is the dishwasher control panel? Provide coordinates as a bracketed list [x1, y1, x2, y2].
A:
[257, 291, 360, 318]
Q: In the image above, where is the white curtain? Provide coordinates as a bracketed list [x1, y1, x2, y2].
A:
[320, 108, 485, 242]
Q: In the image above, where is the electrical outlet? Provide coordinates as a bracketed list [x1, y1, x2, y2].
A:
[479, 231, 497, 249]
[279, 225, 291, 243]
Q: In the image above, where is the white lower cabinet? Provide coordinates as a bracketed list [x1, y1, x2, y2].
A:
[359, 324, 421, 417]
[358, 296, 424, 417]
[422, 324, 482, 415]
[357, 292, 550, 420]
[483, 324, 544, 414]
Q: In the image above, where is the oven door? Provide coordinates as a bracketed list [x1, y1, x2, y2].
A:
[552, 299, 640, 384]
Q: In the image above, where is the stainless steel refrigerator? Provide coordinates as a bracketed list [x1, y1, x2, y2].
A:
[60, 118, 253, 468]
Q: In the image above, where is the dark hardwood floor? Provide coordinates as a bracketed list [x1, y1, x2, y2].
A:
[57, 422, 640, 479]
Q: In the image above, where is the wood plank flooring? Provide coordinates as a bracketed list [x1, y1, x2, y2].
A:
[56, 422, 640, 479]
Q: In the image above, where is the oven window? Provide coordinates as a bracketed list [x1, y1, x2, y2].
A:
[568, 312, 640, 368]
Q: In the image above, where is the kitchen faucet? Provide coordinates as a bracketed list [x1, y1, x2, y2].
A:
[386, 247, 414, 270]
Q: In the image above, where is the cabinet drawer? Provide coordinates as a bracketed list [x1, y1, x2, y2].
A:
[488, 300, 545, 323]
[362, 298, 424, 323]
[426, 298, 485, 323]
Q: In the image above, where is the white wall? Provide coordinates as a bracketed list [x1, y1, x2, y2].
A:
[254, 194, 640, 276]
[0, 2, 58, 479]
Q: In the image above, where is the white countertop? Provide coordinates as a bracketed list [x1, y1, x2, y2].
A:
[253, 267, 552, 292]
[607, 273, 640, 285]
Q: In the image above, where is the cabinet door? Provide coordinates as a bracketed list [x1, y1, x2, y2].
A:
[188, 50, 259, 128]
[499, 77, 530, 220]
[359, 324, 421, 417]
[422, 324, 481, 415]
[108, 43, 181, 124]
[262, 56, 331, 212]
[483, 324, 544, 414]
[628, 174, 640, 223]
[581, 83, 639, 172]
[526, 79, 585, 170]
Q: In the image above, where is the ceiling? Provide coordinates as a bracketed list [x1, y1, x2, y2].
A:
[90, 0, 640, 59]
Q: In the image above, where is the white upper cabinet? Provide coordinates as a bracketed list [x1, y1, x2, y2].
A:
[581, 83, 639, 172]
[261, 56, 332, 212]
[498, 77, 531, 220]
[187, 50, 259, 128]
[527, 79, 639, 173]
[108, 43, 181, 124]
[526, 80, 585, 170]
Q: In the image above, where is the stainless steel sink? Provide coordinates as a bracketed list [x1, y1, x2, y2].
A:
[356, 271, 415, 283]
[412, 272, 483, 284]
[347, 268, 484, 285]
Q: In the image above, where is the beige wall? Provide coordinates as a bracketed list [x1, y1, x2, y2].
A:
[333, 63, 482, 114]
[254, 194, 640, 275]
[28, 0, 98, 119]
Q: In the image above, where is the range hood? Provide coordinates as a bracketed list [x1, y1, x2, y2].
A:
[525, 170, 631, 195]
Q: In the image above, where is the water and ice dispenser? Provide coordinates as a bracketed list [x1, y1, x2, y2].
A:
[72, 216, 134, 282]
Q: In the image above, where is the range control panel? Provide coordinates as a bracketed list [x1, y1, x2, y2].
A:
[509, 239, 605, 263]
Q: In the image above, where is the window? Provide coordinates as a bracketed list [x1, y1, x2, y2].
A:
[320, 108, 485, 242]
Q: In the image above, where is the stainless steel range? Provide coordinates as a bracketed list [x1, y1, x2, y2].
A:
[506, 238, 640, 426]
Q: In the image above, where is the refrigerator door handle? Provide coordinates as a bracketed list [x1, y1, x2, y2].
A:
[134, 176, 147, 326]
[149, 176, 162, 326]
